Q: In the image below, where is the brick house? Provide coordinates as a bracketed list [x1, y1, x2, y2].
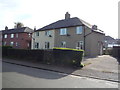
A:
[32, 12, 105, 57]
[1, 27, 33, 49]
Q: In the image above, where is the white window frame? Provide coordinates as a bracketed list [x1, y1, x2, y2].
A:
[10, 42, 14, 46]
[36, 32, 39, 36]
[11, 34, 14, 38]
[45, 31, 51, 36]
[16, 33, 18, 38]
[45, 42, 50, 49]
[4, 34, 7, 38]
[35, 42, 39, 49]
[76, 26, 82, 34]
[60, 28, 67, 35]
[16, 42, 18, 46]
[76, 41, 84, 49]
[61, 41, 66, 48]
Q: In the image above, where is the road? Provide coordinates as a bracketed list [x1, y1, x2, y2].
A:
[2, 61, 118, 88]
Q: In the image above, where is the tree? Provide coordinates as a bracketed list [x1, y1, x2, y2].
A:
[14, 22, 24, 28]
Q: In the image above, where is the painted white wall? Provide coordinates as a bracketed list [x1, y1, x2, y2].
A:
[31, 30, 55, 49]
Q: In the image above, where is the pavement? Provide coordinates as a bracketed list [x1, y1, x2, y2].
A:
[2, 55, 119, 83]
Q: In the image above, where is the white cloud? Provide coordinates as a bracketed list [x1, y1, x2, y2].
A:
[0, 0, 119, 38]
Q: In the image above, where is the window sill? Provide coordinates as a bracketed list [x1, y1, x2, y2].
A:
[76, 33, 82, 35]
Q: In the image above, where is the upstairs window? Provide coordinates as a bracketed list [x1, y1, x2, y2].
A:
[60, 28, 67, 35]
[61, 41, 66, 48]
[4, 34, 7, 38]
[76, 41, 84, 49]
[45, 31, 51, 36]
[76, 26, 82, 34]
[11, 34, 14, 38]
[45, 42, 50, 49]
[36, 32, 39, 36]
[16, 33, 18, 38]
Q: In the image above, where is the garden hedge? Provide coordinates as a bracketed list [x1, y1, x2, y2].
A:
[2, 47, 84, 67]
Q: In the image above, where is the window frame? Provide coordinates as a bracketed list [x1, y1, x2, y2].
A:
[45, 42, 50, 49]
[36, 32, 39, 36]
[60, 28, 67, 35]
[3, 41, 7, 46]
[4, 34, 7, 38]
[61, 41, 66, 48]
[16, 42, 18, 46]
[10, 42, 14, 46]
[76, 41, 84, 49]
[16, 33, 18, 38]
[76, 26, 83, 34]
[11, 34, 14, 38]
[35, 42, 39, 49]
[45, 31, 51, 36]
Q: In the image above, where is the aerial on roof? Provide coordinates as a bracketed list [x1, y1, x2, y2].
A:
[1, 27, 33, 34]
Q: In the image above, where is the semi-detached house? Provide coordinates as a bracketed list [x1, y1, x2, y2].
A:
[32, 12, 105, 57]
[1, 27, 33, 49]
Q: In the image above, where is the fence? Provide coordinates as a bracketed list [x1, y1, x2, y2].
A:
[112, 46, 120, 58]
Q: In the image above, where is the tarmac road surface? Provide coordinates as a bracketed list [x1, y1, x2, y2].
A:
[2, 61, 118, 88]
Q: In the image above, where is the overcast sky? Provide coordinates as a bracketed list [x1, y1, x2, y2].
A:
[0, 0, 119, 39]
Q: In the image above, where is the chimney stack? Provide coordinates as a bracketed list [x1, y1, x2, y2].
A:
[92, 25, 97, 30]
[65, 12, 70, 19]
[5, 26, 8, 30]
[34, 26, 36, 31]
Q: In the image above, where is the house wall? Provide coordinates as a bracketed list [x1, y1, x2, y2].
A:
[2, 32, 32, 49]
[85, 27, 105, 57]
[31, 30, 55, 49]
[54, 26, 105, 57]
[54, 26, 84, 49]
[32, 26, 105, 57]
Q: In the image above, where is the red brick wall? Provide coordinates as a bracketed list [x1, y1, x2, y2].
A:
[2, 33, 32, 49]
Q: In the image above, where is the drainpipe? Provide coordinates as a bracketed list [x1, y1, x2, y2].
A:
[83, 26, 94, 52]
[83, 25, 86, 51]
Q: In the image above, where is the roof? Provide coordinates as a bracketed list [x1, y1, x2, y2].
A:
[1, 27, 33, 34]
[37, 17, 104, 34]
[37, 17, 84, 31]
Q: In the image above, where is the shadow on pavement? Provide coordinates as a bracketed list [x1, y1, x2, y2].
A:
[2, 61, 82, 80]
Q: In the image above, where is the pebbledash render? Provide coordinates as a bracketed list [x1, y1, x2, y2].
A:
[31, 12, 105, 57]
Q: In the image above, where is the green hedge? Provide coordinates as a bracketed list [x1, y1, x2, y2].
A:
[2, 46, 12, 56]
[2, 47, 84, 67]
